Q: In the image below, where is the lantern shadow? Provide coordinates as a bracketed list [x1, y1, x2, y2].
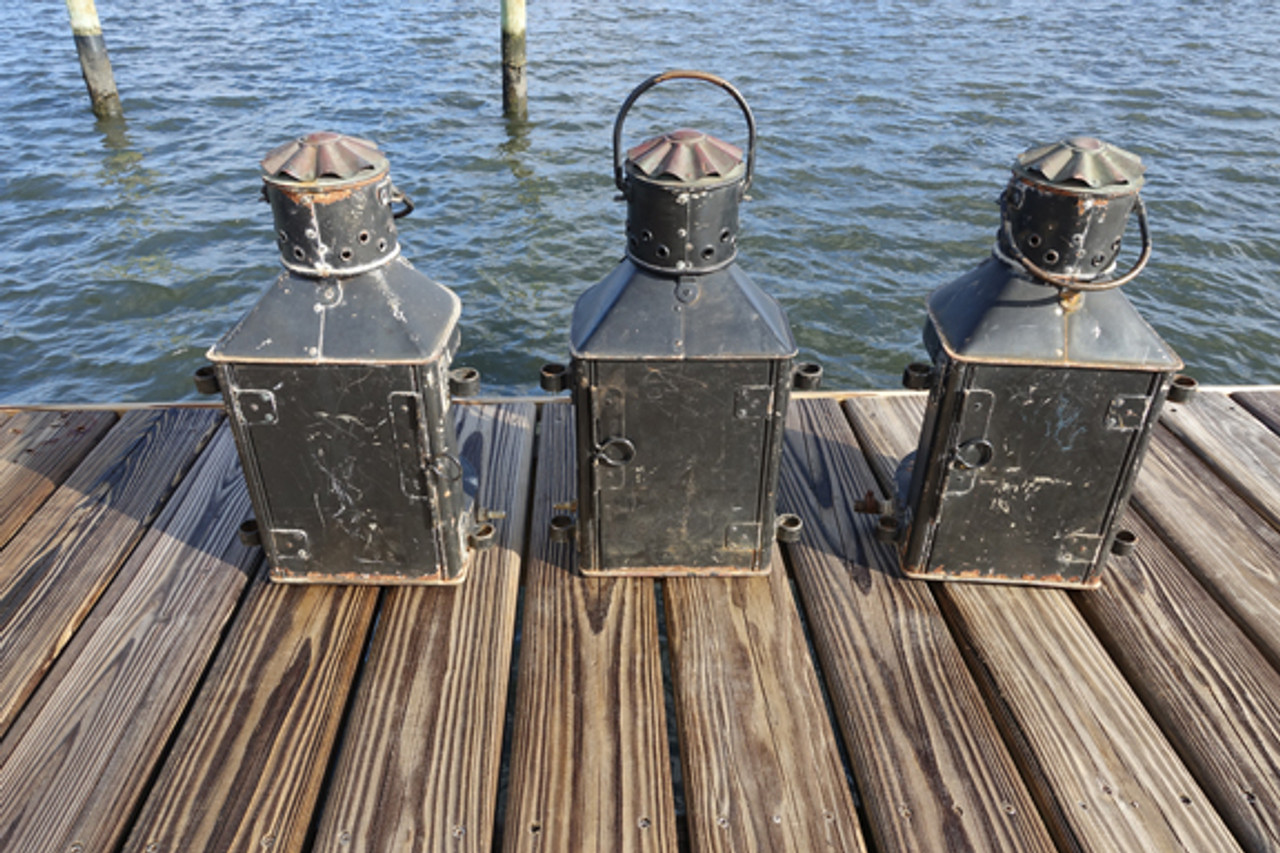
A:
[779, 409, 913, 582]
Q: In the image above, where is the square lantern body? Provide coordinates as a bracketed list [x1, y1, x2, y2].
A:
[900, 257, 1182, 588]
[568, 260, 797, 576]
[209, 260, 476, 584]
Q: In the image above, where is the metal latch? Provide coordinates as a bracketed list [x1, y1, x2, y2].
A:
[594, 386, 628, 490]
[945, 388, 995, 496]
[734, 385, 773, 420]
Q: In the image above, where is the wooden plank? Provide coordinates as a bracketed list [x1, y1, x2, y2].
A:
[312, 403, 537, 852]
[0, 426, 258, 851]
[502, 402, 677, 853]
[0, 407, 222, 736]
[664, 550, 865, 851]
[1233, 388, 1280, 437]
[0, 409, 116, 549]
[778, 398, 1052, 852]
[1078, 511, 1280, 852]
[1134, 427, 1280, 671]
[844, 395, 1241, 852]
[124, 580, 377, 852]
[1159, 391, 1280, 530]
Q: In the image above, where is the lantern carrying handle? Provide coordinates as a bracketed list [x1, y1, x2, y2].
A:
[1001, 195, 1152, 292]
[612, 69, 757, 193]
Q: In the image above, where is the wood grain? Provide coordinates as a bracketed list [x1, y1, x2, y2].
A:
[1135, 427, 1280, 672]
[502, 401, 677, 853]
[844, 394, 1241, 852]
[0, 407, 222, 736]
[0, 409, 117, 549]
[0, 424, 258, 851]
[778, 398, 1051, 852]
[1160, 391, 1280, 530]
[664, 548, 865, 852]
[1078, 511, 1280, 852]
[312, 403, 537, 852]
[124, 579, 377, 853]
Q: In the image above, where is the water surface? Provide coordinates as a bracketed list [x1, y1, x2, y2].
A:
[3, 0, 1278, 402]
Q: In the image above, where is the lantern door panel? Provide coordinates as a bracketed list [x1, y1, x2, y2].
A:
[922, 364, 1156, 585]
[585, 359, 778, 573]
[222, 362, 455, 582]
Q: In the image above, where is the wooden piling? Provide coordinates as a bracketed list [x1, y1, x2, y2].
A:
[501, 0, 527, 119]
[65, 0, 122, 119]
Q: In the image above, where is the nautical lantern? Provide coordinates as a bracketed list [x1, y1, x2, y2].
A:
[541, 71, 817, 576]
[197, 131, 490, 584]
[879, 137, 1195, 588]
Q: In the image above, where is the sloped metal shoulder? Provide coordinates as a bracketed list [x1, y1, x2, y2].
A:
[928, 255, 1182, 370]
[570, 261, 796, 360]
[208, 256, 461, 365]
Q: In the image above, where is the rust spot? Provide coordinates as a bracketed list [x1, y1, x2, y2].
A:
[278, 185, 355, 207]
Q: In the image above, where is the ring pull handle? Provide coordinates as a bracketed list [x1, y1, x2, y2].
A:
[612, 69, 757, 194]
[593, 436, 636, 468]
[429, 454, 464, 482]
[390, 185, 415, 219]
[1001, 195, 1151, 292]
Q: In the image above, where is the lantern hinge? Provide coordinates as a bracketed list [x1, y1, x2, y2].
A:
[233, 389, 278, 426]
[1105, 395, 1151, 431]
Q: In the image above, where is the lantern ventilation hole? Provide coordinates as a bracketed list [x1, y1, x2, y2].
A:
[358, 230, 370, 244]
[1043, 249, 1060, 265]
[1092, 253, 1107, 267]
[640, 230, 653, 243]
[377, 238, 388, 252]
[340, 248, 353, 261]
[1027, 233, 1042, 248]
[701, 247, 715, 260]
[1112, 237, 1123, 251]
[655, 245, 670, 258]
[720, 228, 733, 243]
[292, 246, 305, 260]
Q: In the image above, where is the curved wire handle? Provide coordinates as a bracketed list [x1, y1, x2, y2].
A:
[1001, 194, 1152, 292]
[612, 69, 757, 193]
[390, 185, 415, 219]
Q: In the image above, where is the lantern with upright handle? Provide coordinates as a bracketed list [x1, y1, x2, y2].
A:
[197, 131, 491, 585]
[541, 71, 817, 577]
[875, 136, 1196, 588]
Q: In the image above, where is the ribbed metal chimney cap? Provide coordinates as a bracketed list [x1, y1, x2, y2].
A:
[626, 128, 744, 183]
[1013, 136, 1145, 194]
[260, 131, 388, 184]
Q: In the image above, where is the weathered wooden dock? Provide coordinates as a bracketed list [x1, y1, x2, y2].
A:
[0, 388, 1277, 852]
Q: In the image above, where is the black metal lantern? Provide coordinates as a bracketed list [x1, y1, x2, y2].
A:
[198, 131, 489, 585]
[542, 71, 816, 577]
[882, 137, 1193, 589]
